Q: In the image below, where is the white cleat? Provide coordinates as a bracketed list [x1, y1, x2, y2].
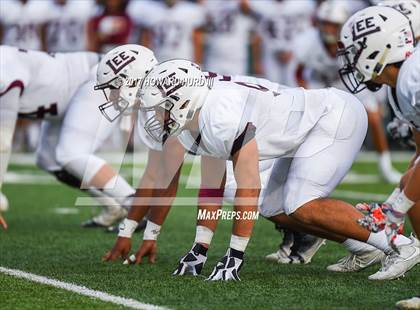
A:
[289, 237, 326, 264]
[327, 249, 384, 272]
[266, 247, 291, 263]
[396, 296, 420, 309]
[369, 235, 420, 280]
[82, 206, 127, 228]
[265, 230, 294, 263]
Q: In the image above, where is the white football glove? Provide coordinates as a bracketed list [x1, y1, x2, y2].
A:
[207, 248, 244, 281]
[173, 243, 208, 276]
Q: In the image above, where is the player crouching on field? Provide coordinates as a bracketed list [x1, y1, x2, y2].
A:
[336, 6, 420, 282]
[125, 55, 418, 280]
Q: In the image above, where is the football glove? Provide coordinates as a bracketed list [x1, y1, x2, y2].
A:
[356, 202, 405, 253]
[387, 118, 415, 148]
[207, 248, 244, 281]
[173, 243, 207, 276]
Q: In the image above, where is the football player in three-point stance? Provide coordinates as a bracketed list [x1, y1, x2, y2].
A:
[337, 5, 420, 282]
[294, 0, 401, 184]
[107, 50, 418, 280]
[0, 44, 155, 228]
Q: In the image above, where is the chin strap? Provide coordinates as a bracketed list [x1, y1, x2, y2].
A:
[371, 45, 390, 80]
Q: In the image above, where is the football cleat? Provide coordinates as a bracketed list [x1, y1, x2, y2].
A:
[396, 296, 420, 309]
[173, 243, 208, 276]
[327, 249, 385, 272]
[369, 235, 420, 280]
[288, 235, 326, 264]
[82, 206, 127, 228]
[207, 248, 244, 281]
[265, 228, 294, 263]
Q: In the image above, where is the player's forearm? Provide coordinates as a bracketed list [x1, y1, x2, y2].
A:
[231, 139, 261, 238]
[233, 188, 260, 237]
[250, 32, 262, 75]
[148, 168, 181, 226]
[139, 28, 152, 49]
[410, 129, 420, 168]
[193, 29, 204, 65]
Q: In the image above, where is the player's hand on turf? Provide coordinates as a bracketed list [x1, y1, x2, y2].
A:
[173, 243, 208, 276]
[206, 248, 243, 281]
[356, 202, 404, 252]
[126, 240, 158, 265]
[0, 213, 7, 230]
[102, 237, 131, 262]
[356, 202, 387, 232]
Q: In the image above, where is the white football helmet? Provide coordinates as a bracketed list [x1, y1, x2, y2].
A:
[317, 0, 349, 25]
[378, 0, 420, 40]
[338, 6, 415, 93]
[95, 44, 158, 122]
[316, 0, 350, 44]
[137, 59, 210, 143]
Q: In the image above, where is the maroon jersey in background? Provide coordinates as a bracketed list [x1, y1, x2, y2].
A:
[87, 0, 132, 53]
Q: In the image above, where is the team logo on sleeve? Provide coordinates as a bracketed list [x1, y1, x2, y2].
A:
[352, 17, 381, 41]
[105, 51, 136, 74]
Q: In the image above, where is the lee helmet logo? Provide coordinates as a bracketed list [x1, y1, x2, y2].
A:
[352, 16, 381, 41]
[106, 51, 136, 74]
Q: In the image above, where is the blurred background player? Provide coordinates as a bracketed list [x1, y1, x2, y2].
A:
[292, 0, 401, 183]
[0, 0, 49, 50]
[0, 0, 51, 155]
[41, 0, 96, 53]
[202, 0, 256, 75]
[87, 0, 132, 53]
[249, 0, 316, 85]
[249, 0, 324, 265]
[0, 45, 154, 229]
[131, 0, 205, 63]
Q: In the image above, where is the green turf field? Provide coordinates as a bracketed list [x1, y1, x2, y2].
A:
[1, 157, 419, 310]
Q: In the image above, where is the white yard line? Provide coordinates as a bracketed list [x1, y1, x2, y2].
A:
[0, 267, 170, 310]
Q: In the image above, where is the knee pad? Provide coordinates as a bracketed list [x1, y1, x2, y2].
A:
[57, 155, 106, 185]
[52, 169, 82, 189]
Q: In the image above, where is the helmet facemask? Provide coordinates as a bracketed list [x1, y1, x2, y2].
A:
[94, 75, 137, 122]
[140, 98, 185, 143]
[337, 39, 370, 94]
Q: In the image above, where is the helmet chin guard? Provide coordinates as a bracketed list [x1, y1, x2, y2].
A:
[137, 59, 210, 142]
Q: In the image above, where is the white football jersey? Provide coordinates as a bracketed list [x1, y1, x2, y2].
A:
[131, 1, 205, 61]
[136, 72, 288, 152]
[203, 0, 255, 75]
[293, 27, 381, 111]
[390, 46, 420, 129]
[0, 45, 98, 119]
[250, 0, 315, 84]
[293, 27, 339, 89]
[44, 0, 96, 52]
[0, 0, 50, 50]
[252, 0, 315, 50]
[176, 74, 339, 160]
